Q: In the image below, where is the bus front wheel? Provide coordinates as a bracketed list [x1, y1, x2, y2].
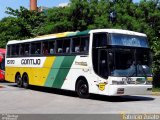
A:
[16, 74, 22, 87]
[76, 79, 90, 98]
[22, 74, 29, 89]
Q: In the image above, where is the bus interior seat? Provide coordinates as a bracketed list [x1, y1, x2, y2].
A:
[66, 47, 70, 53]
[50, 49, 54, 54]
[75, 46, 80, 52]
[25, 51, 29, 55]
[83, 46, 87, 51]
[58, 48, 63, 53]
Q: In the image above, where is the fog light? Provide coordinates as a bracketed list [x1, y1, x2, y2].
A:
[117, 88, 124, 94]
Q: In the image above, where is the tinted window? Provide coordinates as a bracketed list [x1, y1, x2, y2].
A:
[31, 42, 41, 55]
[7, 45, 10, 57]
[72, 37, 81, 53]
[93, 33, 108, 47]
[72, 36, 89, 53]
[63, 39, 71, 53]
[49, 41, 56, 54]
[81, 37, 89, 52]
[11, 44, 19, 56]
[42, 41, 49, 55]
[57, 40, 63, 53]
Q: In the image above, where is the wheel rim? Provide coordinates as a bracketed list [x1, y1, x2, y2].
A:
[16, 75, 22, 87]
[23, 75, 28, 88]
[78, 82, 88, 96]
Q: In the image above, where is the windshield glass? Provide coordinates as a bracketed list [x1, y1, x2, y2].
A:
[110, 33, 149, 48]
[110, 48, 152, 77]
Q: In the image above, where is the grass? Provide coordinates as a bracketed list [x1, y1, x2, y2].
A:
[152, 87, 160, 92]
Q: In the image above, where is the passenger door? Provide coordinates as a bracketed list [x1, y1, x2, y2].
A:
[98, 49, 109, 79]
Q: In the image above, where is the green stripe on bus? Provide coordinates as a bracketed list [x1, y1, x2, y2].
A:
[67, 30, 90, 37]
[52, 56, 76, 88]
[76, 30, 90, 36]
[45, 57, 65, 87]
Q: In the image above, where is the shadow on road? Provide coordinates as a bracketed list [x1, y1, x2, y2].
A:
[89, 94, 154, 102]
[3, 81, 155, 102]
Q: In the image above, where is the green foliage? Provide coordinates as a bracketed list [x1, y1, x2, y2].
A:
[5, 6, 46, 37]
[0, 6, 46, 48]
[1, 0, 160, 86]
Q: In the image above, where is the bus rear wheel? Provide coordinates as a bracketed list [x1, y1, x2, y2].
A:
[22, 74, 29, 89]
[76, 79, 90, 98]
[16, 74, 22, 87]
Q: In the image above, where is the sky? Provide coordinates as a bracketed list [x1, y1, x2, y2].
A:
[0, 0, 140, 20]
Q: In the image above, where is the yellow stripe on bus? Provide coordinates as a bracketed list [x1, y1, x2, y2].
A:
[31, 57, 56, 86]
[5, 57, 56, 86]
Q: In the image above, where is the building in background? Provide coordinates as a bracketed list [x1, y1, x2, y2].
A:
[30, 0, 38, 11]
[30, 0, 69, 12]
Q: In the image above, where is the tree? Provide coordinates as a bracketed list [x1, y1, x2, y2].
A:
[5, 6, 46, 37]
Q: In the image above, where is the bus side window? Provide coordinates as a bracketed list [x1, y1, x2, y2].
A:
[72, 37, 81, 53]
[80, 36, 89, 53]
[11, 45, 19, 56]
[42, 41, 49, 55]
[63, 39, 70, 53]
[24, 44, 30, 56]
[49, 41, 56, 55]
[31, 42, 41, 55]
[20, 44, 25, 56]
[7, 46, 10, 57]
[93, 33, 108, 47]
[57, 40, 63, 53]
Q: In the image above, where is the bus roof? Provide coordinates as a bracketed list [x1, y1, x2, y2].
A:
[7, 29, 146, 45]
[89, 29, 147, 37]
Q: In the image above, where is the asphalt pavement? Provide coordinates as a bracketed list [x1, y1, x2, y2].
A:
[0, 82, 159, 114]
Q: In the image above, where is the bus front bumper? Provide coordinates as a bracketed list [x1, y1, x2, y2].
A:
[108, 84, 152, 96]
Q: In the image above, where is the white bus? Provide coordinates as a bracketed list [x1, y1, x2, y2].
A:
[5, 29, 152, 98]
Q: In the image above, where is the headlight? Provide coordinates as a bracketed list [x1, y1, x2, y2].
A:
[112, 80, 125, 85]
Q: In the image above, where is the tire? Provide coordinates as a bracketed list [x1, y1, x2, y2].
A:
[16, 74, 22, 87]
[76, 79, 90, 98]
[22, 74, 29, 89]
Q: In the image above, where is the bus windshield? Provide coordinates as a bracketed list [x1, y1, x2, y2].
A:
[92, 32, 152, 78]
[110, 33, 149, 48]
[110, 48, 152, 77]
